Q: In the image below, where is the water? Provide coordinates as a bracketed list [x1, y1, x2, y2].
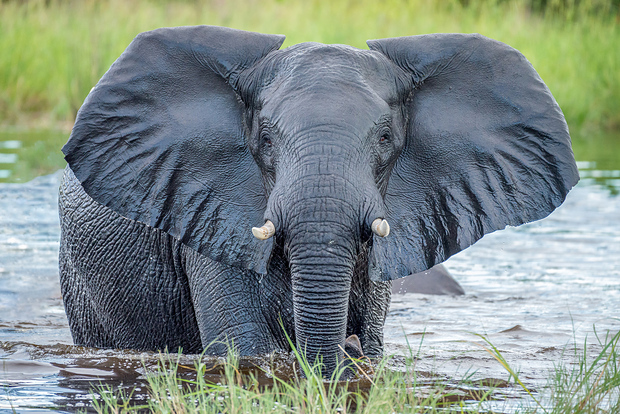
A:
[0, 129, 68, 184]
[1, 160, 619, 412]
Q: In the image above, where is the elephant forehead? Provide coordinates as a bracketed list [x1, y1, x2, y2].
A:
[262, 86, 390, 133]
[255, 43, 403, 105]
[283, 44, 373, 75]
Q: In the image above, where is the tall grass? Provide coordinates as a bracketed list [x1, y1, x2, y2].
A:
[545, 329, 620, 413]
[92, 347, 498, 413]
[91, 330, 620, 413]
[0, 0, 618, 136]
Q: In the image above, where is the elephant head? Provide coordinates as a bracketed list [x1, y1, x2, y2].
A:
[63, 26, 578, 374]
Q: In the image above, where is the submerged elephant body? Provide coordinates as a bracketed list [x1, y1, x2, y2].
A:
[59, 26, 578, 375]
[60, 166, 391, 357]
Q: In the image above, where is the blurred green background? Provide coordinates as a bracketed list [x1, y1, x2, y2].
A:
[0, 0, 618, 182]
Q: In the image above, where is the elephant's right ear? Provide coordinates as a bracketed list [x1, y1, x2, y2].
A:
[62, 26, 285, 274]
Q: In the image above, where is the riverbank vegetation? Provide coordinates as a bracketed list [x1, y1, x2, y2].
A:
[1, 0, 618, 182]
[1, 0, 619, 138]
[92, 330, 620, 413]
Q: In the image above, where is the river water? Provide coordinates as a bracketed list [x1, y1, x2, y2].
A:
[0, 161, 619, 412]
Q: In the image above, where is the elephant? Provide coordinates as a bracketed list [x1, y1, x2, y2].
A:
[58, 25, 579, 377]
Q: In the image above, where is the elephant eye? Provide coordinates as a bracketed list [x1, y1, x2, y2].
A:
[260, 130, 272, 147]
[379, 130, 391, 143]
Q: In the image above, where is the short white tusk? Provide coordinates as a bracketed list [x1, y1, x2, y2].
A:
[371, 218, 390, 237]
[252, 220, 275, 240]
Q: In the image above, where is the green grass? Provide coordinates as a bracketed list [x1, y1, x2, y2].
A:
[0, 0, 618, 183]
[91, 346, 497, 413]
[0, 0, 618, 137]
[90, 330, 620, 413]
[544, 329, 620, 413]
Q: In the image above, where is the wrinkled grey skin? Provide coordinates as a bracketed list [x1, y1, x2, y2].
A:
[59, 26, 579, 377]
[60, 165, 391, 360]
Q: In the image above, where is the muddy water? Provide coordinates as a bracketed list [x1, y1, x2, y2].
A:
[1, 162, 619, 413]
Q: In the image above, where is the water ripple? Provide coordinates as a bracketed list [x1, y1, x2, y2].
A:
[0, 167, 619, 412]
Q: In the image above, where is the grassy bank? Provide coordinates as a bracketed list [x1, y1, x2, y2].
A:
[92, 331, 620, 413]
[0, 0, 618, 137]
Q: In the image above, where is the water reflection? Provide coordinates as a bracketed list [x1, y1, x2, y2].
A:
[0, 141, 22, 149]
[0, 153, 17, 163]
[0, 130, 67, 183]
[0, 141, 19, 178]
[0, 157, 619, 411]
[0, 139, 20, 179]
[577, 160, 620, 195]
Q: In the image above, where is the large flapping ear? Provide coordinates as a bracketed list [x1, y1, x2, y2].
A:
[367, 33, 579, 281]
[63, 26, 285, 274]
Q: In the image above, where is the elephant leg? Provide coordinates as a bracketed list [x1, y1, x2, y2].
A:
[347, 267, 392, 358]
[58, 167, 202, 353]
[59, 236, 112, 347]
[182, 245, 292, 355]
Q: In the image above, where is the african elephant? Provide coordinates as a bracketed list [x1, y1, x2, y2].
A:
[59, 25, 578, 376]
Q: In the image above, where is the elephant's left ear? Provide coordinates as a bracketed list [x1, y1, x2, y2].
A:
[367, 34, 579, 281]
[63, 26, 285, 274]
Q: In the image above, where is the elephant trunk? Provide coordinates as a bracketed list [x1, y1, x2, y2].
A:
[280, 174, 366, 377]
[288, 236, 356, 375]
[261, 131, 386, 377]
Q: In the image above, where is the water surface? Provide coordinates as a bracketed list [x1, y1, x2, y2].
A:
[1, 137, 619, 412]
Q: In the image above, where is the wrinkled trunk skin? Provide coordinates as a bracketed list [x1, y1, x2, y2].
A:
[289, 194, 355, 376]
[280, 168, 365, 376]
[288, 230, 356, 374]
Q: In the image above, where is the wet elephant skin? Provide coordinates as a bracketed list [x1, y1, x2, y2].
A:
[59, 26, 578, 376]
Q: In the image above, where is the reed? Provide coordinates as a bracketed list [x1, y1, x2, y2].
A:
[91, 330, 620, 413]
